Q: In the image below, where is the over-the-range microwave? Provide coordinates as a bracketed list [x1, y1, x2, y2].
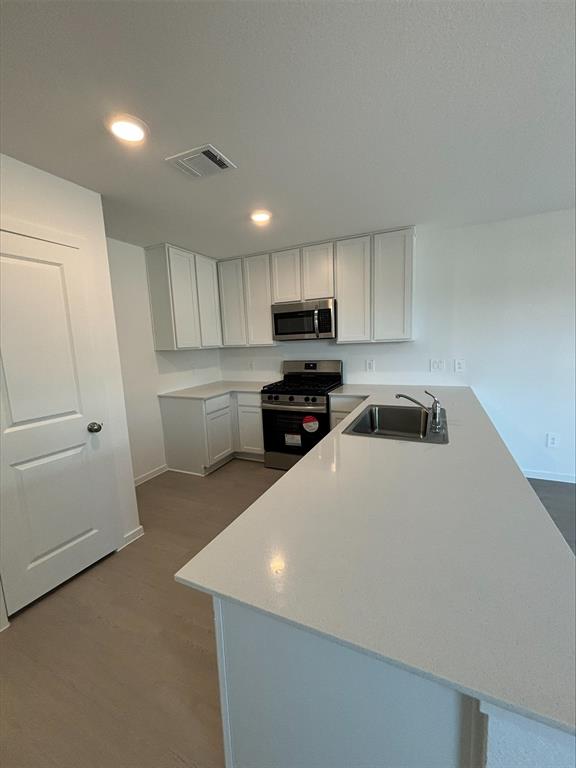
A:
[271, 298, 336, 341]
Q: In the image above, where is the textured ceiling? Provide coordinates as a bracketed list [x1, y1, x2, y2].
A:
[1, 1, 574, 258]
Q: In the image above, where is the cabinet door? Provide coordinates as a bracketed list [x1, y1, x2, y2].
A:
[373, 230, 413, 341]
[244, 254, 274, 345]
[207, 408, 233, 465]
[330, 412, 347, 430]
[335, 236, 371, 342]
[168, 247, 201, 348]
[238, 406, 264, 454]
[271, 249, 301, 303]
[218, 259, 247, 346]
[195, 254, 223, 347]
[302, 242, 334, 299]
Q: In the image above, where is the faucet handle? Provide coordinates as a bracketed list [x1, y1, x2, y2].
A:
[424, 390, 440, 404]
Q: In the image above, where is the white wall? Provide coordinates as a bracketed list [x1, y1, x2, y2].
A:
[0, 154, 142, 542]
[106, 238, 222, 482]
[221, 210, 575, 482]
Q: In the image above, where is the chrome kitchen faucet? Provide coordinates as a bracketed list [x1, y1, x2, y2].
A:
[395, 391, 443, 432]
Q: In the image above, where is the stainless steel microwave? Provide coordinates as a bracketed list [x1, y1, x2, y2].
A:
[272, 298, 336, 341]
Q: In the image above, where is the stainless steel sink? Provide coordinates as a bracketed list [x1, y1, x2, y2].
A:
[343, 404, 449, 444]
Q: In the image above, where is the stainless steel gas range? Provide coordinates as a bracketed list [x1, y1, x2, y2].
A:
[261, 360, 343, 469]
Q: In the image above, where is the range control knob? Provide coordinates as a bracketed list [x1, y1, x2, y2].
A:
[311, 397, 317, 403]
[274, 395, 280, 401]
[288, 395, 294, 402]
[304, 396, 310, 402]
[267, 394, 273, 400]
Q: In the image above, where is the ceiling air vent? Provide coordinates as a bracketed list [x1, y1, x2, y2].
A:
[165, 144, 237, 178]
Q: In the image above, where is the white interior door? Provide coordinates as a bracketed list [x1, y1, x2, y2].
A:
[0, 230, 120, 614]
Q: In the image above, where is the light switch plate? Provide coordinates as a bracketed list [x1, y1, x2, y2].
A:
[365, 359, 376, 373]
[546, 432, 560, 449]
[453, 359, 466, 374]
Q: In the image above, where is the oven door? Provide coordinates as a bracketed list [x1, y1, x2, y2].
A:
[263, 406, 330, 467]
[272, 299, 335, 341]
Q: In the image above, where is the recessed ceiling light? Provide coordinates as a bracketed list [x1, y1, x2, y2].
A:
[251, 210, 272, 225]
[108, 114, 147, 144]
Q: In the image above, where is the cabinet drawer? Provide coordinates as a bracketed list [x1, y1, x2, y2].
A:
[205, 394, 231, 414]
[237, 392, 261, 407]
[329, 395, 366, 413]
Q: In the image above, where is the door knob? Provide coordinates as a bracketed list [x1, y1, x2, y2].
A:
[87, 422, 103, 433]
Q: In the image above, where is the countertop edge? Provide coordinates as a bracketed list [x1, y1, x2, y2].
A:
[174, 569, 576, 737]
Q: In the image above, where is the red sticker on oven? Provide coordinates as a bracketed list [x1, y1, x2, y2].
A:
[302, 415, 319, 433]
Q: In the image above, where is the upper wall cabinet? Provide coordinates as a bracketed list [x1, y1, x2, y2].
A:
[195, 254, 223, 347]
[335, 236, 371, 342]
[302, 243, 334, 299]
[270, 244, 335, 303]
[146, 244, 201, 350]
[335, 229, 413, 344]
[271, 249, 301, 303]
[218, 259, 247, 346]
[244, 254, 274, 345]
[372, 230, 413, 341]
[146, 244, 221, 350]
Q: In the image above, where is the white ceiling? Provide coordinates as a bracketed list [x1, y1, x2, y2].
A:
[1, 1, 574, 258]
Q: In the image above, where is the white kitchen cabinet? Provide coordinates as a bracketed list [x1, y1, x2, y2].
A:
[195, 253, 223, 347]
[302, 242, 334, 299]
[146, 243, 225, 351]
[218, 259, 247, 346]
[330, 395, 367, 430]
[330, 412, 347, 430]
[237, 406, 264, 454]
[207, 406, 234, 465]
[236, 392, 264, 454]
[335, 236, 371, 342]
[244, 254, 274, 345]
[159, 389, 263, 476]
[372, 230, 413, 341]
[146, 244, 202, 350]
[271, 249, 301, 303]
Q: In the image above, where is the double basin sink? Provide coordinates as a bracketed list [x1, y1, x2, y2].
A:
[343, 404, 449, 444]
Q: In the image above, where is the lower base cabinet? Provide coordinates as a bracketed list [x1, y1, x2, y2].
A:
[330, 395, 367, 430]
[159, 391, 264, 476]
[207, 407, 234, 465]
[237, 394, 264, 454]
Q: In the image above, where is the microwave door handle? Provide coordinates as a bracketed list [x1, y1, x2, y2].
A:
[313, 308, 319, 338]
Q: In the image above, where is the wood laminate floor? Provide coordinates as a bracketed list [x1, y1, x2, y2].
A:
[0, 461, 573, 768]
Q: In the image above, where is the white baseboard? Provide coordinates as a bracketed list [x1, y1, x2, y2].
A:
[134, 464, 168, 486]
[524, 469, 576, 484]
[118, 525, 145, 550]
[166, 467, 206, 477]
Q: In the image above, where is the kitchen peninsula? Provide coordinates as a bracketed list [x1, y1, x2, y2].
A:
[176, 386, 575, 768]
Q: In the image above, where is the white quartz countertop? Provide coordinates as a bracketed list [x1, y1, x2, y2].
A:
[175, 385, 575, 734]
[158, 380, 271, 400]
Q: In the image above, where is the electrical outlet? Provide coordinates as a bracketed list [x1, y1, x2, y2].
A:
[429, 359, 445, 373]
[546, 432, 560, 449]
[453, 359, 466, 374]
[365, 359, 376, 373]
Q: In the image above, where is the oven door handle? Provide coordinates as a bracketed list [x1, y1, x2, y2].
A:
[261, 403, 327, 413]
[313, 308, 319, 337]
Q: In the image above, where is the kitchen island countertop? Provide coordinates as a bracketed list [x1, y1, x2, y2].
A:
[176, 385, 575, 734]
